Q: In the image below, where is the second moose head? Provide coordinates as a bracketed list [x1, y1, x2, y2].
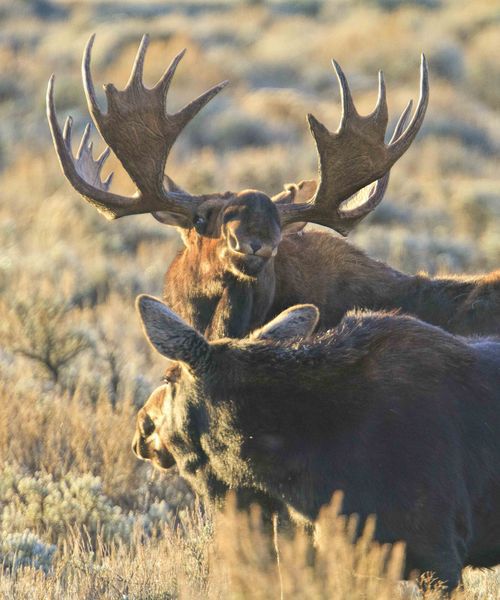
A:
[47, 34, 428, 281]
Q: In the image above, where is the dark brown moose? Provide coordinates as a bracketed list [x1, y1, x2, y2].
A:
[47, 35, 500, 338]
[135, 294, 500, 592]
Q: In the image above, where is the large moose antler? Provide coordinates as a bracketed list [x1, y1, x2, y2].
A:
[278, 56, 429, 236]
[47, 34, 228, 224]
[273, 98, 414, 233]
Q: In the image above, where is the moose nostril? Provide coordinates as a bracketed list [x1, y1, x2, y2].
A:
[142, 414, 155, 437]
[250, 241, 262, 254]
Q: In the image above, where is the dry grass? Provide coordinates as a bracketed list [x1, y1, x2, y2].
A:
[0, 492, 410, 599]
[0, 0, 498, 597]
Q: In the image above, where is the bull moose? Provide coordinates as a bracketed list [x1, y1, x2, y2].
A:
[47, 34, 500, 339]
[134, 294, 500, 591]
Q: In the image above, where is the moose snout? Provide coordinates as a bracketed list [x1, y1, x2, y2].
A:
[250, 241, 262, 254]
[228, 234, 275, 258]
[239, 240, 266, 256]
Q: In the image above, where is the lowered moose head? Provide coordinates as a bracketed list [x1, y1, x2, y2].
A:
[47, 33, 428, 276]
[132, 294, 319, 473]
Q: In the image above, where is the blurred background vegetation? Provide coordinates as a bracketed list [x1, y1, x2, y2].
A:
[0, 0, 498, 596]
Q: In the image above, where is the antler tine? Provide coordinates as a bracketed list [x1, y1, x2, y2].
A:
[62, 115, 73, 147]
[372, 70, 388, 131]
[278, 57, 429, 235]
[82, 34, 102, 119]
[76, 123, 91, 160]
[126, 33, 149, 89]
[97, 146, 112, 171]
[332, 60, 358, 124]
[177, 79, 230, 129]
[390, 99, 414, 144]
[154, 48, 187, 94]
[388, 54, 429, 160]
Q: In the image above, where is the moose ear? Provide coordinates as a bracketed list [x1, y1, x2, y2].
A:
[273, 180, 317, 236]
[272, 179, 317, 206]
[251, 304, 319, 341]
[282, 221, 307, 235]
[136, 295, 210, 368]
[294, 179, 317, 201]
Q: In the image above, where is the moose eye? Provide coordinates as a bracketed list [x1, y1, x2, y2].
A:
[193, 215, 207, 234]
[162, 364, 181, 386]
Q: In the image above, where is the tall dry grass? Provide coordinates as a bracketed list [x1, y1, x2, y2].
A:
[0, 492, 409, 600]
[0, 0, 499, 597]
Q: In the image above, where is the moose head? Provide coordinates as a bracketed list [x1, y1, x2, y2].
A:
[132, 297, 319, 477]
[47, 34, 428, 279]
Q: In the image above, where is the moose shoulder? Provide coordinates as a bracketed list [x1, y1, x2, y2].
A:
[136, 295, 500, 592]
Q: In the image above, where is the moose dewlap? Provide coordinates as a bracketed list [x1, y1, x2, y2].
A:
[135, 295, 500, 591]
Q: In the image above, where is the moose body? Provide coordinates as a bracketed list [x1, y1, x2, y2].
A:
[164, 224, 500, 338]
[51, 35, 500, 343]
[136, 296, 500, 590]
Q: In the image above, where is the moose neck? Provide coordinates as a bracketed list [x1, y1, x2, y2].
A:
[205, 263, 276, 339]
[272, 233, 409, 327]
[164, 230, 278, 339]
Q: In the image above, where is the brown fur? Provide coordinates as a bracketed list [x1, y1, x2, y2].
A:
[165, 218, 500, 338]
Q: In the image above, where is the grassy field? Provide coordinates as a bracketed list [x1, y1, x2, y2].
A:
[0, 0, 499, 597]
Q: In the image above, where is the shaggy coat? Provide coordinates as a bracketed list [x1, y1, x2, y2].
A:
[136, 296, 500, 590]
[164, 215, 500, 339]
